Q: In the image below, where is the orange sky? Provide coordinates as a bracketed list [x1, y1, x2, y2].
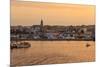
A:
[11, 1, 95, 26]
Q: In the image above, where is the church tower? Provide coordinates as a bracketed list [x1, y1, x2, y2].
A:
[40, 19, 43, 28]
[40, 19, 44, 32]
[40, 19, 45, 39]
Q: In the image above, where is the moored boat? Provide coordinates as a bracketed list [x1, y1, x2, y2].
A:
[86, 43, 90, 47]
[11, 41, 31, 49]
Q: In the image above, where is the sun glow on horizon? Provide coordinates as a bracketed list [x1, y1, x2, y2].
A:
[11, 0, 95, 26]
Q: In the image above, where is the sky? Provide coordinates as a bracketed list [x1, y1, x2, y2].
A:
[20, 0, 95, 5]
[11, 0, 95, 26]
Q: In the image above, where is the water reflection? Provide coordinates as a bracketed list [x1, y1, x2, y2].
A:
[11, 41, 95, 66]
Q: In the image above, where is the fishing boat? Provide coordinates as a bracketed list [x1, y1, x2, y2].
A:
[86, 43, 90, 47]
[11, 41, 31, 49]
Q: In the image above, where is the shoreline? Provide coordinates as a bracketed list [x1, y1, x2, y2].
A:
[11, 39, 95, 41]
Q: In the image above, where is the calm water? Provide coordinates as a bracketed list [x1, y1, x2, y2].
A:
[11, 41, 95, 66]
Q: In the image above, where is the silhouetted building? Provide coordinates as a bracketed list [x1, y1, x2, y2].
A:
[40, 19, 46, 39]
[40, 19, 43, 32]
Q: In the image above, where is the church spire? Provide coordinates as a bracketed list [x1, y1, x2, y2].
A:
[41, 19, 43, 27]
[40, 18, 44, 39]
[40, 19, 43, 32]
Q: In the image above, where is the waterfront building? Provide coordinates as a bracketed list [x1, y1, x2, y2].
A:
[40, 19, 43, 32]
[39, 19, 45, 39]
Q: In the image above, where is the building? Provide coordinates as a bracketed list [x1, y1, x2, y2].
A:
[40, 19, 43, 32]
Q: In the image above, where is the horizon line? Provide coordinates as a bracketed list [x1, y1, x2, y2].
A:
[11, 24, 95, 27]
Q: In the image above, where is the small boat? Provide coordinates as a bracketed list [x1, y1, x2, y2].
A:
[11, 41, 31, 49]
[86, 43, 90, 47]
[18, 42, 31, 48]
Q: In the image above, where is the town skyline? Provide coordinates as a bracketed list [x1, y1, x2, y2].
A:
[11, 19, 95, 26]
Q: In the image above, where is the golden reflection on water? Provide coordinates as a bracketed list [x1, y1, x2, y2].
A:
[11, 41, 95, 66]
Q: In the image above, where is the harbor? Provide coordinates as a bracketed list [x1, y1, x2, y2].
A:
[11, 41, 95, 66]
